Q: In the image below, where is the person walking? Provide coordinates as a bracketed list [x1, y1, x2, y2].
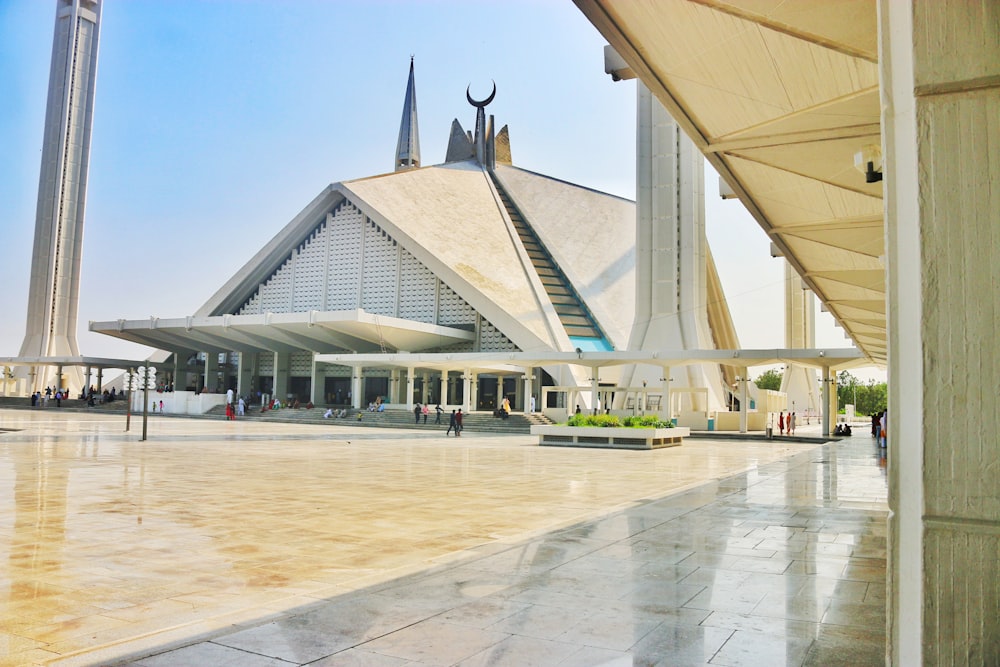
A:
[414, 403, 422, 424]
[455, 408, 463, 437]
[446, 409, 457, 436]
[789, 412, 796, 435]
[778, 411, 785, 436]
[422, 403, 429, 424]
[435, 404, 443, 424]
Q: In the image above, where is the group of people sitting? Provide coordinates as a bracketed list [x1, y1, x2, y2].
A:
[323, 408, 349, 418]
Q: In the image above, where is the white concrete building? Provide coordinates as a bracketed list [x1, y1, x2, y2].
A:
[93, 60, 748, 422]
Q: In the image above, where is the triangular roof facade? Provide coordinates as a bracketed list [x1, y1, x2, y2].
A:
[186, 159, 635, 356]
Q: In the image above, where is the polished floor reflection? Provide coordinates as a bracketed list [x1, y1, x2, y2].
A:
[0, 410, 886, 666]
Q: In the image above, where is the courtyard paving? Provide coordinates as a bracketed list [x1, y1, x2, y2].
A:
[0, 409, 887, 666]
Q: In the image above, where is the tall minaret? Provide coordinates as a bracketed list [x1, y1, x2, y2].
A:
[394, 57, 420, 171]
[624, 82, 727, 411]
[19, 0, 102, 391]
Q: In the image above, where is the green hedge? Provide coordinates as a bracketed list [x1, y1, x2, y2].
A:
[565, 414, 672, 428]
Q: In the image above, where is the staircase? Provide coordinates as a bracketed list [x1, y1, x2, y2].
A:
[489, 173, 605, 341]
[0, 395, 129, 412]
[206, 404, 553, 434]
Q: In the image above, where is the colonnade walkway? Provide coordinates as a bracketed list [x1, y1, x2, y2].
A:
[0, 410, 887, 666]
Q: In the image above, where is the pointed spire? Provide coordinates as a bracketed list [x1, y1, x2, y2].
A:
[395, 57, 420, 171]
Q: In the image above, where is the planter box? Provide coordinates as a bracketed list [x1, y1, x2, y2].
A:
[530, 425, 689, 450]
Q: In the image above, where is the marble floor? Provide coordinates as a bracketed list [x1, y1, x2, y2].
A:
[0, 410, 888, 666]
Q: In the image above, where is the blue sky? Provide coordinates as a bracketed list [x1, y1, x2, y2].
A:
[0, 1, 881, 380]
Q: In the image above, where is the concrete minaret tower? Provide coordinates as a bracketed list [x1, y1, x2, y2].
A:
[625, 82, 727, 411]
[780, 262, 819, 415]
[394, 57, 420, 171]
[19, 0, 102, 391]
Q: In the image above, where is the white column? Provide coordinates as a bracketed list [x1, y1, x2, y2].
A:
[351, 367, 362, 410]
[405, 368, 415, 410]
[738, 369, 748, 434]
[820, 367, 832, 437]
[877, 4, 1000, 659]
[522, 369, 533, 413]
[660, 368, 671, 422]
[273, 352, 290, 400]
[237, 352, 254, 399]
[172, 353, 182, 392]
[203, 353, 218, 392]
[590, 368, 600, 414]
[421, 372, 430, 403]
[462, 369, 472, 413]
[439, 373, 448, 408]
[309, 355, 321, 405]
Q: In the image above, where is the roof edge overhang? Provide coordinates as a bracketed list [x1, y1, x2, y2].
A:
[196, 185, 346, 317]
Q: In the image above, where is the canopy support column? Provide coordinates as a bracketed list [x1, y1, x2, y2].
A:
[351, 367, 362, 410]
[405, 367, 415, 410]
[739, 368, 749, 434]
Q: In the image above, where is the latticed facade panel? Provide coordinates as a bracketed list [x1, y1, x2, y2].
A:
[327, 204, 363, 310]
[480, 319, 517, 352]
[234, 197, 513, 352]
[292, 222, 328, 311]
[398, 248, 437, 323]
[289, 351, 312, 375]
[361, 221, 398, 316]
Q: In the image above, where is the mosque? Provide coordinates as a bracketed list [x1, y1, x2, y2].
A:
[88, 58, 777, 426]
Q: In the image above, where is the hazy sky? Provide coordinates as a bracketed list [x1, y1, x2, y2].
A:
[0, 0, 883, 381]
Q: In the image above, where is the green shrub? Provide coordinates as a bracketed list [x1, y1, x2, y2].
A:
[563, 414, 672, 428]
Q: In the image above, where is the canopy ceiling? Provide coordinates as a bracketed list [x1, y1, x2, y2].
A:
[576, 0, 886, 364]
[90, 311, 475, 356]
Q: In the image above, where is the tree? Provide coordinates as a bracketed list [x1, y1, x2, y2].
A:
[836, 371, 887, 416]
[755, 369, 782, 391]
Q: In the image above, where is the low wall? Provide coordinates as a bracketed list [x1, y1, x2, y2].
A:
[131, 390, 227, 415]
[530, 425, 689, 450]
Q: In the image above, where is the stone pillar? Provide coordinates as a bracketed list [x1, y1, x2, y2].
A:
[462, 370, 472, 413]
[173, 353, 182, 392]
[84, 365, 91, 393]
[351, 367, 362, 410]
[309, 356, 321, 405]
[420, 372, 429, 403]
[820, 367, 832, 437]
[738, 369, 748, 433]
[237, 352, 254, 399]
[56, 365, 64, 392]
[439, 373, 448, 408]
[882, 2, 1000, 663]
[470, 374, 479, 412]
[522, 369, 533, 413]
[660, 367, 671, 421]
[405, 368, 415, 410]
[590, 369, 600, 415]
[204, 352, 218, 393]
[96, 368, 103, 393]
[390, 369, 400, 403]
[273, 352, 290, 401]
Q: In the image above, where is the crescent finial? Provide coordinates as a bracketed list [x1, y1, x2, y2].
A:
[466, 80, 496, 108]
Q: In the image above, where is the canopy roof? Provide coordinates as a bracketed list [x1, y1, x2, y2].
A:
[316, 347, 867, 376]
[90, 311, 475, 356]
[576, 0, 885, 364]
